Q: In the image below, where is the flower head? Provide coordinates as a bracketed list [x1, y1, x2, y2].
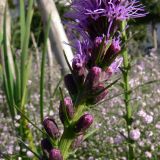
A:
[66, 0, 147, 39]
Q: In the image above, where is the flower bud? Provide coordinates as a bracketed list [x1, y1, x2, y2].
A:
[87, 83, 108, 105]
[108, 57, 123, 74]
[93, 84, 108, 104]
[102, 39, 121, 67]
[43, 117, 60, 139]
[72, 54, 86, 77]
[59, 97, 74, 124]
[49, 149, 63, 160]
[41, 138, 52, 153]
[85, 66, 102, 89]
[75, 114, 93, 133]
[94, 36, 106, 48]
[64, 74, 77, 95]
[72, 134, 83, 149]
[111, 38, 121, 54]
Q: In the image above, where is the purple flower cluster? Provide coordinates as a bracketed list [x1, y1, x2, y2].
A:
[40, 1, 147, 159]
[65, 0, 146, 105]
[66, 0, 147, 39]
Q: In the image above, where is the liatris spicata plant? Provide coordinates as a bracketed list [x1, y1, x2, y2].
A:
[40, 0, 147, 159]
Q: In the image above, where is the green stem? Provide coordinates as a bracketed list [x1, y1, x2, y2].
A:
[59, 104, 86, 159]
[121, 21, 134, 160]
[59, 128, 75, 160]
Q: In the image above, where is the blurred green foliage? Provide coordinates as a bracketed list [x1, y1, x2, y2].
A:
[54, 0, 70, 16]
[128, 0, 160, 43]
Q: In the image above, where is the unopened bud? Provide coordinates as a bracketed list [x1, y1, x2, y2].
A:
[64, 74, 77, 95]
[59, 97, 74, 124]
[93, 84, 108, 104]
[75, 114, 93, 133]
[41, 138, 52, 153]
[87, 83, 108, 105]
[111, 38, 121, 54]
[72, 134, 84, 149]
[43, 117, 60, 139]
[49, 149, 63, 160]
[85, 66, 102, 89]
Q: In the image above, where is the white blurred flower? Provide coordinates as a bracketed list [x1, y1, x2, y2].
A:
[15, 122, 20, 127]
[15, 115, 21, 120]
[145, 151, 152, 158]
[129, 129, 141, 141]
[137, 110, 146, 118]
[26, 151, 34, 158]
[49, 110, 54, 116]
[15, 146, 20, 151]
[155, 122, 160, 129]
[114, 135, 124, 144]
[138, 141, 144, 147]
[22, 148, 26, 152]
[151, 145, 155, 151]
[143, 115, 153, 124]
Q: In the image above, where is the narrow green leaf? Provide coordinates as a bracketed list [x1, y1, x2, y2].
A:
[83, 128, 98, 140]
[20, 0, 26, 48]
[92, 78, 120, 97]
[18, 139, 41, 159]
[21, 0, 34, 101]
[13, 57, 21, 106]
[95, 36, 106, 64]
[14, 105, 46, 135]
[63, 50, 73, 73]
[2, 5, 15, 118]
[40, 15, 51, 124]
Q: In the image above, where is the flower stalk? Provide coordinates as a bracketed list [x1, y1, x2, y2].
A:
[121, 21, 134, 160]
[39, 1, 147, 159]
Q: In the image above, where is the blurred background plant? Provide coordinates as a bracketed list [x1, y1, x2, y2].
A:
[0, 0, 160, 159]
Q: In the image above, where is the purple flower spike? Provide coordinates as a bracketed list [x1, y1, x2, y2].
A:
[59, 97, 74, 124]
[49, 149, 63, 160]
[43, 117, 60, 139]
[66, 0, 147, 39]
[75, 114, 93, 133]
[106, 0, 147, 22]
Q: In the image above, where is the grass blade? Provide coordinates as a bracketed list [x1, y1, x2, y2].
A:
[20, 0, 26, 48]
[18, 139, 41, 159]
[40, 15, 51, 123]
[2, 6, 15, 119]
[21, 0, 34, 101]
